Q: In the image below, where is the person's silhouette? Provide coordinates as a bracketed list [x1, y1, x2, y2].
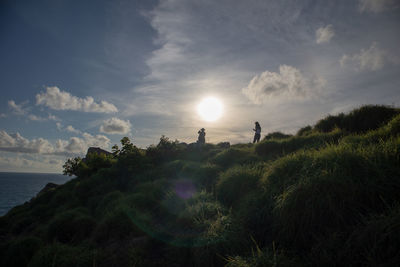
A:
[197, 128, 206, 144]
[253, 122, 261, 143]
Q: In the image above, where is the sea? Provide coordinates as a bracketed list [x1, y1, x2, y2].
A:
[0, 172, 72, 216]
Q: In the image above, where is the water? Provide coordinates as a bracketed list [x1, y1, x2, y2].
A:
[0, 172, 72, 216]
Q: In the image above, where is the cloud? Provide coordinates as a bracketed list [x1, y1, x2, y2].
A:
[8, 100, 28, 115]
[36, 86, 118, 113]
[0, 113, 7, 118]
[27, 114, 46, 121]
[316, 25, 335, 44]
[0, 130, 110, 156]
[0, 153, 65, 173]
[56, 122, 62, 131]
[340, 42, 389, 71]
[8, 100, 61, 121]
[65, 125, 81, 134]
[48, 114, 60, 121]
[100, 117, 131, 134]
[358, 0, 396, 13]
[242, 65, 326, 104]
[0, 130, 54, 154]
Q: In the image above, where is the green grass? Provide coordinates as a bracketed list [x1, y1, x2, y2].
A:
[1, 105, 400, 266]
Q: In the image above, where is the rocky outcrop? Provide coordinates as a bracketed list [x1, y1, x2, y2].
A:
[36, 182, 59, 198]
[86, 147, 112, 157]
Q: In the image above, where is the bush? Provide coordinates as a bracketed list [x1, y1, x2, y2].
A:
[234, 192, 275, 247]
[93, 209, 140, 244]
[263, 131, 292, 140]
[255, 129, 343, 158]
[191, 163, 221, 192]
[342, 206, 400, 266]
[225, 243, 301, 267]
[212, 147, 259, 168]
[216, 165, 263, 207]
[47, 209, 96, 243]
[314, 105, 399, 133]
[146, 135, 182, 164]
[296, 125, 312, 136]
[28, 243, 93, 267]
[1, 236, 43, 267]
[269, 139, 400, 249]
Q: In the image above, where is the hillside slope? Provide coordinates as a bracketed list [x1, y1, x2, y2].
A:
[1, 105, 400, 267]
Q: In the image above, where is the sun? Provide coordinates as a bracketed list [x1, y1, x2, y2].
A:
[197, 97, 223, 122]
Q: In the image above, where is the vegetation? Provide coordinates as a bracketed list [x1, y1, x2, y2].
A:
[1, 105, 400, 266]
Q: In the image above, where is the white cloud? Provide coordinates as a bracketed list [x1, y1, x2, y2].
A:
[28, 114, 46, 121]
[100, 117, 131, 134]
[340, 42, 388, 71]
[358, 0, 396, 13]
[0, 154, 63, 173]
[8, 100, 28, 115]
[242, 65, 326, 104]
[36, 86, 118, 113]
[55, 123, 81, 134]
[65, 125, 81, 134]
[0, 130, 110, 156]
[8, 100, 61, 121]
[48, 114, 60, 121]
[316, 25, 335, 44]
[0, 130, 54, 154]
[56, 122, 62, 131]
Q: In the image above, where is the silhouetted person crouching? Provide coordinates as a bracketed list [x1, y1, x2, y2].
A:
[253, 122, 261, 143]
[197, 128, 206, 144]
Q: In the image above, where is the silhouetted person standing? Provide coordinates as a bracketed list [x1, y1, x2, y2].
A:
[253, 122, 261, 143]
[198, 128, 206, 144]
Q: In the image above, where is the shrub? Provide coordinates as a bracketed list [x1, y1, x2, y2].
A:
[28, 243, 93, 267]
[1, 236, 43, 267]
[191, 163, 221, 192]
[314, 113, 345, 133]
[146, 135, 182, 164]
[314, 105, 399, 133]
[93, 209, 140, 244]
[93, 190, 124, 217]
[225, 243, 301, 267]
[211, 147, 259, 168]
[47, 209, 96, 243]
[342, 206, 400, 266]
[263, 131, 292, 140]
[296, 125, 312, 136]
[216, 165, 263, 207]
[255, 129, 343, 158]
[234, 192, 275, 247]
[270, 139, 400, 249]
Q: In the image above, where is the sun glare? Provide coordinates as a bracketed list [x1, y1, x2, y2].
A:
[197, 97, 223, 122]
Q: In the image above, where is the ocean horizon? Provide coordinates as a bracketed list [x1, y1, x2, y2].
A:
[0, 172, 72, 216]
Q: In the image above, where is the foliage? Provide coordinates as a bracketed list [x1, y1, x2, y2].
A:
[263, 131, 292, 140]
[146, 135, 182, 164]
[2, 105, 400, 267]
[216, 165, 263, 207]
[62, 157, 82, 176]
[255, 128, 343, 158]
[314, 105, 399, 133]
[296, 125, 312, 136]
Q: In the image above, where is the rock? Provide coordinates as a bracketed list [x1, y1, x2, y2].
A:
[86, 147, 112, 157]
[36, 182, 59, 197]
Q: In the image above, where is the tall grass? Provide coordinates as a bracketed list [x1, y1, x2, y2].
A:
[1, 105, 399, 266]
[255, 129, 343, 158]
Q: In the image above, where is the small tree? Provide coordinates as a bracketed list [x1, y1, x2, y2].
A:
[62, 157, 82, 176]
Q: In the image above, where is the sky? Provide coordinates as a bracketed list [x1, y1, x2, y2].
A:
[0, 0, 399, 173]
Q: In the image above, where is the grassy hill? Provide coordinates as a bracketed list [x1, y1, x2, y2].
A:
[1, 105, 400, 267]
